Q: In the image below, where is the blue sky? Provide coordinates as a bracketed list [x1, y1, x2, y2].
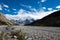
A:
[0, 0, 60, 20]
[0, 0, 60, 14]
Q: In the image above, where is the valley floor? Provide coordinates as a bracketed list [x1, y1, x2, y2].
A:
[0, 26, 60, 40]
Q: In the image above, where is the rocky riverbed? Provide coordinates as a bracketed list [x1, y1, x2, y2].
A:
[0, 26, 60, 40]
[25, 30, 60, 40]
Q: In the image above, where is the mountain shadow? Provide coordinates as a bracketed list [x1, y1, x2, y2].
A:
[25, 10, 60, 27]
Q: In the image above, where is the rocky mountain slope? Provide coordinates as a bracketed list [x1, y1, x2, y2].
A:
[26, 10, 60, 27]
[0, 13, 13, 25]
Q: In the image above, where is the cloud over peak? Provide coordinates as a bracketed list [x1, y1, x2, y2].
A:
[56, 5, 60, 9]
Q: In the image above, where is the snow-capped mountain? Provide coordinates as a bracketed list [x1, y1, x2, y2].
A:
[7, 16, 35, 25]
[5, 10, 57, 25]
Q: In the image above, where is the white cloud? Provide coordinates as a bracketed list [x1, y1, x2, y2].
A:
[48, 8, 53, 11]
[3, 4, 9, 8]
[56, 5, 60, 10]
[5, 8, 10, 12]
[21, 4, 32, 9]
[30, 8, 37, 12]
[0, 4, 2, 10]
[41, 0, 46, 2]
[13, 9, 16, 11]
[21, 4, 37, 12]
[56, 5, 60, 8]
[14, 12, 17, 13]
[42, 7, 46, 9]
[18, 9, 25, 15]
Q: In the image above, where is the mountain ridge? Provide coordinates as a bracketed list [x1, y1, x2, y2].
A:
[0, 13, 13, 25]
[25, 10, 60, 27]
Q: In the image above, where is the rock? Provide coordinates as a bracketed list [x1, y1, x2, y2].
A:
[27, 38, 33, 40]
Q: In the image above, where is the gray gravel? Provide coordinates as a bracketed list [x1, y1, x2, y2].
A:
[0, 26, 60, 40]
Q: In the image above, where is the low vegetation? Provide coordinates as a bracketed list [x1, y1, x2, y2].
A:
[0, 31, 4, 40]
[0, 30, 26, 40]
[11, 30, 26, 40]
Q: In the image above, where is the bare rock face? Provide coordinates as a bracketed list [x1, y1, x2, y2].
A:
[0, 13, 13, 25]
[26, 10, 60, 27]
